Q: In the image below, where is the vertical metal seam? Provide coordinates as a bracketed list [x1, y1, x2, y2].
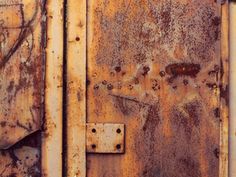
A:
[220, 2, 229, 177]
[62, 0, 68, 176]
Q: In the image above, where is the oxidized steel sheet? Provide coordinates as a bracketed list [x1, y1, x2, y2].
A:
[0, 0, 44, 176]
[87, 0, 223, 177]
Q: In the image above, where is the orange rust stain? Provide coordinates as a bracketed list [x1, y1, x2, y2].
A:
[87, 0, 222, 177]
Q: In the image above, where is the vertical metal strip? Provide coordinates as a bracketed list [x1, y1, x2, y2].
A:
[66, 0, 87, 176]
[220, 2, 229, 177]
[42, 0, 64, 176]
[229, 1, 236, 176]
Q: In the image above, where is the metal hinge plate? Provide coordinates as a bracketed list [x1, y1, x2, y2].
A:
[86, 123, 125, 154]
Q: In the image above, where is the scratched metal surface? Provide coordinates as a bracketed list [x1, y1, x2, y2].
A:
[87, 0, 223, 177]
[0, 0, 44, 176]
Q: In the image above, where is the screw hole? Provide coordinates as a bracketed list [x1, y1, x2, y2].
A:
[116, 144, 121, 150]
[91, 144, 96, 149]
[116, 128, 121, 134]
[92, 128, 96, 133]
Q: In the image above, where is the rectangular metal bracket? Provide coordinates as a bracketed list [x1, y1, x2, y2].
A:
[86, 123, 125, 154]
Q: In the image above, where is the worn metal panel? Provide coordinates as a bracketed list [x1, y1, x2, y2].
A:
[0, 0, 45, 176]
[66, 0, 87, 176]
[0, 0, 44, 149]
[229, 1, 236, 176]
[86, 0, 227, 177]
[41, 0, 64, 176]
[220, 3, 229, 177]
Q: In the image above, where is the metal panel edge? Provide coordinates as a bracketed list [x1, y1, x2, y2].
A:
[220, 2, 229, 177]
[42, 0, 64, 176]
[66, 0, 87, 176]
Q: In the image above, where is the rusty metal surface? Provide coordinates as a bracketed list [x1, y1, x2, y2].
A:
[41, 0, 64, 176]
[0, 0, 45, 176]
[220, 3, 229, 177]
[229, 1, 236, 176]
[87, 123, 125, 153]
[0, 0, 44, 149]
[66, 0, 87, 176]
[0, 132, 41, 177]
[87, 0, 225, 177]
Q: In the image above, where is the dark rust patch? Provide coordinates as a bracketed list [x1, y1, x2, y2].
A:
[77, 91, 81, 101]
[134, 102, 162, 177]
[214, 108, 220, 118]
[93, 84, 99, 90]
[86, 79, 91, 86]
[142, 66, 150, 76]
[159, 71, 165, 77]
[114, 66, 121, 72]
[220, 84, 229, 105]
[143, 103, 160, 132]
[165, 63, 201, 78]
[7, 81, 14, 92]
[102, 80, 107, 85]
[134, 77, 139, 85]
[213, 148, 220, 159]
[206, 83, 218, 89]
[178, 156, 201, 177]
[151, 79, 160, 91]
[212, 16, 221, 26]
[7, 173, 17, 177]
[172, 100, 202, 140]
[183, 79, 189, 85]
[208, 65, 220, 75]
[0, 121, 7, 127]
[184, 102, 201, 127]
[107, 83, 114, 90]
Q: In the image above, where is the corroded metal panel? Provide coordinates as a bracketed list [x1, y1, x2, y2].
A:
[0, 0, 44, 149]
[220, 3, 229, 177]
[0, 0, 45, 176]
[86, 0, 227, 177]
[66, 0, 87, 176]
[42, 0, 64, 176]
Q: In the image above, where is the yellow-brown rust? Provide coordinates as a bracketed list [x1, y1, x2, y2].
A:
[86, 0, 227, 177]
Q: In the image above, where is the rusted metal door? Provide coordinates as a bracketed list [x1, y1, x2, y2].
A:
[0, 0, 229, 177]
[66, 0, 229, 177]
